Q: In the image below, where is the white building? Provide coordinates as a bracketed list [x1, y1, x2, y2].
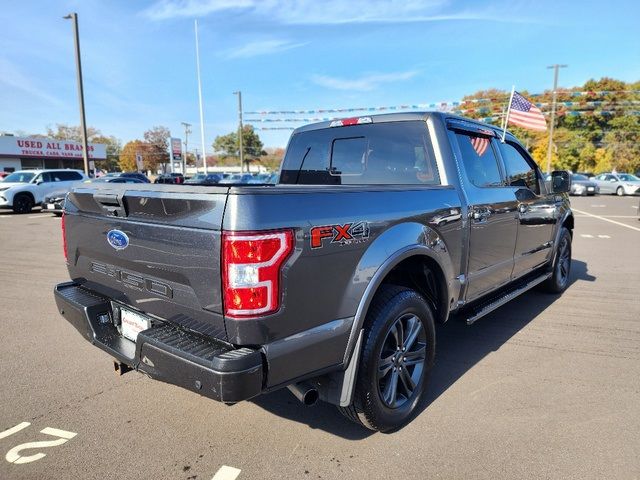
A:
[0, 134, 106, 173]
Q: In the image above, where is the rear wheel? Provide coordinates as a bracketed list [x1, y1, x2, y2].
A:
[616, 186, 624, 196]
[339, 285, 435, 432]
[543, 227, 572, 293]
[12, 194, 34, 214]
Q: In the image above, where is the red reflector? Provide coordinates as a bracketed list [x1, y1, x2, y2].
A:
[61, 212, 68, 262]
[222, 229, 294, 318]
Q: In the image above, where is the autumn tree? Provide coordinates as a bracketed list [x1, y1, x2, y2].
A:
[143, 126, 170, 172]
[92, 135, 121, 171]
[119, 140, 151, 172]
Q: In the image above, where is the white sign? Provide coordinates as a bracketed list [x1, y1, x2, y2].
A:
[135, 153, 144, 171]
[0, 136, 106, 160]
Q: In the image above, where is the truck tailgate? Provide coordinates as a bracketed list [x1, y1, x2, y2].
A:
[64, 185, 229, 340]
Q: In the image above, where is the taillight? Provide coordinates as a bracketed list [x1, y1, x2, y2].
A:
[61, 212, 68, 262]
[222, 229, 294, 318]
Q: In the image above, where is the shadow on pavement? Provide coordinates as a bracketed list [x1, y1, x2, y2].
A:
[251, 259, 594, 439]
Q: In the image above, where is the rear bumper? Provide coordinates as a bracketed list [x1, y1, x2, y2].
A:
[54, 282, 264, 403]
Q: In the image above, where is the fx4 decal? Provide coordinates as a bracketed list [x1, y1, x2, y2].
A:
[310, 222, 370, 249]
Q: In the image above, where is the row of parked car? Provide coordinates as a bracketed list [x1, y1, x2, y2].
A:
[0, 169, 279, 214]
[0, 167, 637, 214]
[554, 172, 640, 196]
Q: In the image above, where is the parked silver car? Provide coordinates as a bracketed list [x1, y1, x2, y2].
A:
[593, 173, 640, 196]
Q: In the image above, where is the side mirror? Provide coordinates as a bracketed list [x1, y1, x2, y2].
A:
[610, 178, 617, 182]
[550, 170, 570, 194]
[36, 180, 43, 185]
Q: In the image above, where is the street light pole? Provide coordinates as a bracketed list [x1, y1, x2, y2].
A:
[63, 12, 90, 176]
[181, 122, 192, 175]
[194, 20, 208, 174]
[233, 91, 244, 172]
[546, 64, 568, 174]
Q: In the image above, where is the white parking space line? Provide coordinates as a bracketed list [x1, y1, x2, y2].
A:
[580, 234, 594, 238]
[598, 235, 611, 238]
[27, 215, 50, 219]
[572, 208, 640, 232]
[575, 215, 638, 218]
[591, 204, 607, 207]
[211, 466, 241, 480]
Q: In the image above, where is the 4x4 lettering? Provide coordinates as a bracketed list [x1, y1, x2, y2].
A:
[310, 222, 370, 249]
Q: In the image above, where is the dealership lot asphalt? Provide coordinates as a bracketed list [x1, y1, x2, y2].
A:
[0, 196, 638, 480]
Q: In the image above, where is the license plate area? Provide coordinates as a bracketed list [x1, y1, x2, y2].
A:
[119, 306, 151, 342]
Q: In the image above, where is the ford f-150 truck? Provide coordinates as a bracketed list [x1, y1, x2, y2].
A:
[54, 112, 573, 431]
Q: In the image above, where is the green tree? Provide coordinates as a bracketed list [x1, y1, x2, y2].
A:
[92, 135, 121, 171]
[212, 126, 266, 169]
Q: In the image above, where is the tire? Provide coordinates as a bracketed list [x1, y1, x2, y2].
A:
[616, 186, 624, 196]
[338, 285, 436, 432]
[12, 194, 34, 214]
[542, 227, 572, 293]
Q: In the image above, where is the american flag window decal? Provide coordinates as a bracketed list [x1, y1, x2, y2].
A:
[469, 135, 490, 157]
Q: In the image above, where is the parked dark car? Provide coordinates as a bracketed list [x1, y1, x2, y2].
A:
[218, 173, 254, 184]
[184, 173, 222, 185]
[120, 172, 150, 183]
[55, 112, 573, 432]
[570, 173, 599, 196]
[155, 173, 185, 184]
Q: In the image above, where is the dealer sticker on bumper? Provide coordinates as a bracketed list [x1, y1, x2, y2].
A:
[120, 307, 151, 342]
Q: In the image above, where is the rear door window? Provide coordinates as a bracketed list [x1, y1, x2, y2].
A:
[454, 132, 503, 188]
[280, 121, 440, 185]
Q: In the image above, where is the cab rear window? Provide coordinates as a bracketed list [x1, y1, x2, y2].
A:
[280, 121, 440, 185]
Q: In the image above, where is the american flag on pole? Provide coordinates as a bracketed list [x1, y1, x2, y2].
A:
[507, 91, 547, 131]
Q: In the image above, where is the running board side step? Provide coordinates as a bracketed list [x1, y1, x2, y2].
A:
[465, 272, 552, 325]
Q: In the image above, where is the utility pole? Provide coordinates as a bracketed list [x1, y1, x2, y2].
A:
[233, 91, 244, 172]
[546, 64, 568, 174]
[194, 20, 208, 174]
[181, 122, 192, 175]
[63, 13, 90, 176]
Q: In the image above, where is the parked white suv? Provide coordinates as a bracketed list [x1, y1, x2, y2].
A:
[0, 169, 88, 213]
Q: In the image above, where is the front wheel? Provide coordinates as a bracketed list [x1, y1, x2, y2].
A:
[12, 194, 34, 214]
[616, 186, 625, 196]
[542, 227, 572, 293]
[339, 285, 435, 432]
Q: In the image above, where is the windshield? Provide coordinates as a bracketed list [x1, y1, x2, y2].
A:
[3, 172, 36, 183]
[618, 174, 639, 181]
[572, 174, 589, 181]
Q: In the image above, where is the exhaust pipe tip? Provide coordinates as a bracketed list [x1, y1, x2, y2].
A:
[287, 382, 319, 406]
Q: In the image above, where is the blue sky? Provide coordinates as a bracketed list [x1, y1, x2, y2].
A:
[1, 0, 639, 149]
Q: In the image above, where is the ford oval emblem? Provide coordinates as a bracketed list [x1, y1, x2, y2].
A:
[107, 230, 129, 250]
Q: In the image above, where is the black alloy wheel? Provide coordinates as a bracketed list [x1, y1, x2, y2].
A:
[339, 285, 436, 432]
[377, 313, 426, 409]
[542, 227, 572, 293]
[13, 194, 34, 214]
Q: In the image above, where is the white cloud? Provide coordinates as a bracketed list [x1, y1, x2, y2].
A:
[0, 57, 63, 106]
[311, 71, 419, 92]
[142, 0, 521, 25]
[226, 39, 307, 59]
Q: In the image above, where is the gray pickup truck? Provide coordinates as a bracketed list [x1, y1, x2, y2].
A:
[54, 112, 573, 432]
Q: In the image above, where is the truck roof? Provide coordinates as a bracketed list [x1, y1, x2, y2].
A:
[292, 111, 508, 137]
